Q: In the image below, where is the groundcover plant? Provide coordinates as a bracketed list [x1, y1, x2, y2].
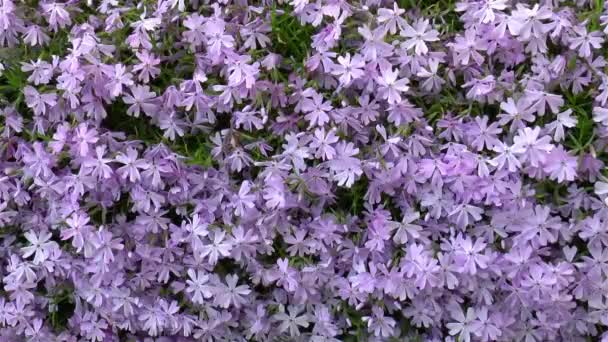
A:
[4, 0, 608, 340]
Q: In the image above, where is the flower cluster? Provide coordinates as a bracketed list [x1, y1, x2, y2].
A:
[2, 0, 608, 341]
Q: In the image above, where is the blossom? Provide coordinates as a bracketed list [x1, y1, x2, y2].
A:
[377, 3, 406, 34]
[449, 28, 486, 65]
[204, 19, 234, 61]
[447, 307, 481, 342]
[185, 269, 212, 304]
[417, 59, 445, 92]
[199, 229, 232, 265]
[545, 109, 577, 142]
[331, 53, 365, 85]
[376, 64, 410, 104]
[213, 274, 251, 308]
[475, 307, 502, 341]
[497, 98, 534, 133]
[358, 25, 394, 61]
[139, 305, 165, 336]
[273, 305, 309, 337]
[468, 116, 501, 151]
[115, 147, 150, 182]
[543, 146, 578, 183]
[94, 228, 123, 265]
[21, 231, 56, 265]
[133, 50, 161, 83]
[21, 59, 54, 84]
[73, 123, 98, 156]
[310, 127, 339, 160]
[122, 85, 157, 117]
[42, 3, 71, 32]
[508, 4, 554, 40]
[473, 0, 508, 24]
[569, 26, 604, 58]
[512, 126, 554, 167]
[327, 142, 362, 188]
[62, 212, 93, 252]
[454, 235, 489, 274]
[492, 141, 524, 172]
[302, 92, 333, 127]
[449, 204, 484, 228]
[523, 90, 564, 116]
[400, 19, 439, 55]
[232, 181, 256, 216]
[521, 264, 557, 300]
[22, 25, 50, 46]
[363, 306, 396, 338]
[106, 64, 134, 97]
[241, 21, 271, 50]
[593, 106, 608, 126]
[226, 55, 259, 89]
[23, 86, 56, 116]
[82, 145, 113, 179]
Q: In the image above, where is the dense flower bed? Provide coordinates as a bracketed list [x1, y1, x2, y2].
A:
[2, 0, 608, 340]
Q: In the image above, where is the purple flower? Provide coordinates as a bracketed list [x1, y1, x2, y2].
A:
[449, 28, 486, 65]
[513, 126, 554, 167]
[82, 146, 114, 179]
[21, 142, 55, 179]
[377, 3, 406, 34]
[446, 306, 481, 342]
[2, 1, 608, 340]
[376, 64, 410, 104]
[327, 141, 362, 188]
[62, 212, 93, 252]
[331, 53, 365, 86]
[213, 274, 251, 308]
[508, 4, 554, 40]
[21, 231, 56, 265]
[273, 305, 309, 337]
[543, 146, 578, 183]
[185, 269, 212, 304]
[569, 26, 604, 58]
[310, 127, 339, 160]
[199, 229, 232, 265]
[133, 50, 161, 83]
[122, 85, 157, 117]
[42, 3, 71, 32]
[115, 147, 150, 182]
[73, 123, 98, 157]
[400, 18, 439, 55]
[468, 116, 501, 151]
[23, 86, 56, 116]
[363, 306, 396, 338]
[302, 91, 333, 127]
[453, 235, 489, 274]
[106, 64, 134, 98]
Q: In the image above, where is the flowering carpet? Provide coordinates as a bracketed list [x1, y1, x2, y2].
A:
[1, 0, 608, 341]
